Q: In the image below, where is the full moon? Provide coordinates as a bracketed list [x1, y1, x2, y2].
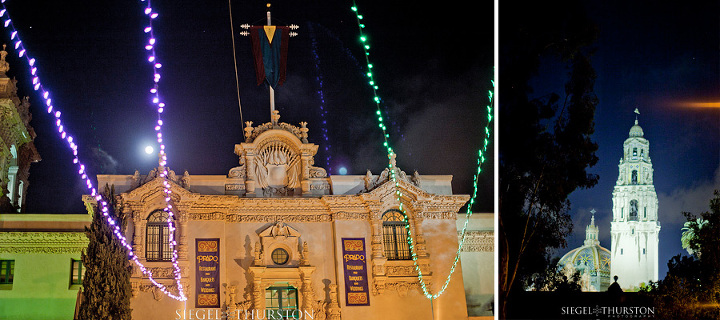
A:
[144, 145, 154, 155]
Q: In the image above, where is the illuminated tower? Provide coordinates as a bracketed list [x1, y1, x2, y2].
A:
[610, 110, 660, 289]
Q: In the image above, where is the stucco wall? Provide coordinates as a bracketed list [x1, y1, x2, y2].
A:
[0, 252, 83, 320]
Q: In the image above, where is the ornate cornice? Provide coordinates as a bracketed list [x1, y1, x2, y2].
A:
[0, 231, 88, 254]
[458, 230, 493, 252]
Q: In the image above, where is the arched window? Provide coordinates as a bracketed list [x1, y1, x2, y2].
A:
[382, 210, 410, 260]
[629, 200, 638, 221]
[631, 170, 638, 185]
[146, 210, 175, 262]
[6, 145, 18, 209]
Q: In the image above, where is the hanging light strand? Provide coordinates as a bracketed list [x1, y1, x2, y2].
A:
[350, 2, 494, 299]
[350, 3, 392, 156]
[0, 2, 186, 301]
[138, 0, 187, 301]
[436, 81, 494, 298]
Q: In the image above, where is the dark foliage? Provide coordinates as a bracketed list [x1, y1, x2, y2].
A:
[499, 0, 599, 317]
[78, 185, 132, 320]
[643, 190, 720, 319]
[524, 257, 582, 293]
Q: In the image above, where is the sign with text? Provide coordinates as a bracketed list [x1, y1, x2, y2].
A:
[195, 238, 220, 308]
[341, 238, 370, 306]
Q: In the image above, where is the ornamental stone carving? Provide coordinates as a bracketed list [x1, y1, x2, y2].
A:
[257, 221, 302, 267]
[235, 111, 329, 197]
[459, 230, 493, 252]
[0, 231, 88, 254]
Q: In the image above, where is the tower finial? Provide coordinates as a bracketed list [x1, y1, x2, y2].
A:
[0, 44, 9, 76]
[634, 108, 640, 124]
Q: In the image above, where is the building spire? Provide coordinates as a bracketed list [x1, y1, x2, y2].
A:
[584, 209, 599, 246]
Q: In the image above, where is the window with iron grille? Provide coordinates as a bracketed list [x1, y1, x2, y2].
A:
[0, 260, 14, 284]
[382, 210, 411, 260]
[70, 259, 84, 285]
[271, 248, 289, 265]
[265, 286, 298, 318]
[146, 210, 175, 262]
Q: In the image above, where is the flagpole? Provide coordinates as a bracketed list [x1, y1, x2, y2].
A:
[266, 3, 275, 119]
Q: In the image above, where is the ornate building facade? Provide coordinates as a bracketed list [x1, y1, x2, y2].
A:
[610, 116, 660, 289]
[80, 112, 491, 319]
[0, 45, 87, 320]
[0, 45, 40, 213]
[558, 214, 611, 292]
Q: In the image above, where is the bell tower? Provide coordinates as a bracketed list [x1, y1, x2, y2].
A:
[610, 109, 660, 289]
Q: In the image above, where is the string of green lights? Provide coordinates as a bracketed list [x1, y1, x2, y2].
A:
[350, 2, 494, 299]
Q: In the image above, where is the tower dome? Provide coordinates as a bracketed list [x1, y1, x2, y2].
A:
[558, 214, 612, 292]
[629, 119, 644, 137]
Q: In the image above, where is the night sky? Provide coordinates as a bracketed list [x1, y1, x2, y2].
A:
[545, 1, 720, 280]
[3, 1, 493, 214]
[7, 0, 718, 297]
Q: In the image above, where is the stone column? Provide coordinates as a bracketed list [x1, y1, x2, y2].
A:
[410, 211, 428, 258]
[133, 212, 145, 262]
[245, 149, 257, 196]
[177, 209, 188, 260]
[253, 279, 263, 309]
[299, 266, 316, 311]
[300, 152, 312, 194]
[327, 284, 341, 320]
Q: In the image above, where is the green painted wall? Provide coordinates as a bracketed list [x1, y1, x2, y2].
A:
[0, 253, 82, 320]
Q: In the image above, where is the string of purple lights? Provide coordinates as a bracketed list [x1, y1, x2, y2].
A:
[0, 1, 187, 301]
[136, 0, 187, 301]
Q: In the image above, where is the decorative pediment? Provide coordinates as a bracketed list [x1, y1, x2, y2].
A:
[363, 175, 469, 217]
[258, 221, 301, 239]
[129, 167, 190, 191]
[363, 167, 421, 193]
[242, 110, 308, 143]
[120, 172, 197, 209]
[235, 111, 328, 197]
[255, 221, 305, 267]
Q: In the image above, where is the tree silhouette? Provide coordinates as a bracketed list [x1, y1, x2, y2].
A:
[499, 0, 599, 317]
[78, 185, 132, 320]
[644, 190, 720, 319]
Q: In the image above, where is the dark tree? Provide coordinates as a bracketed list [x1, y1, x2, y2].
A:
[524, 257, 582, 293]
[78, 185, 133, 320]
[499, 1, 599, 317]
[643, 190, 720, 319]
